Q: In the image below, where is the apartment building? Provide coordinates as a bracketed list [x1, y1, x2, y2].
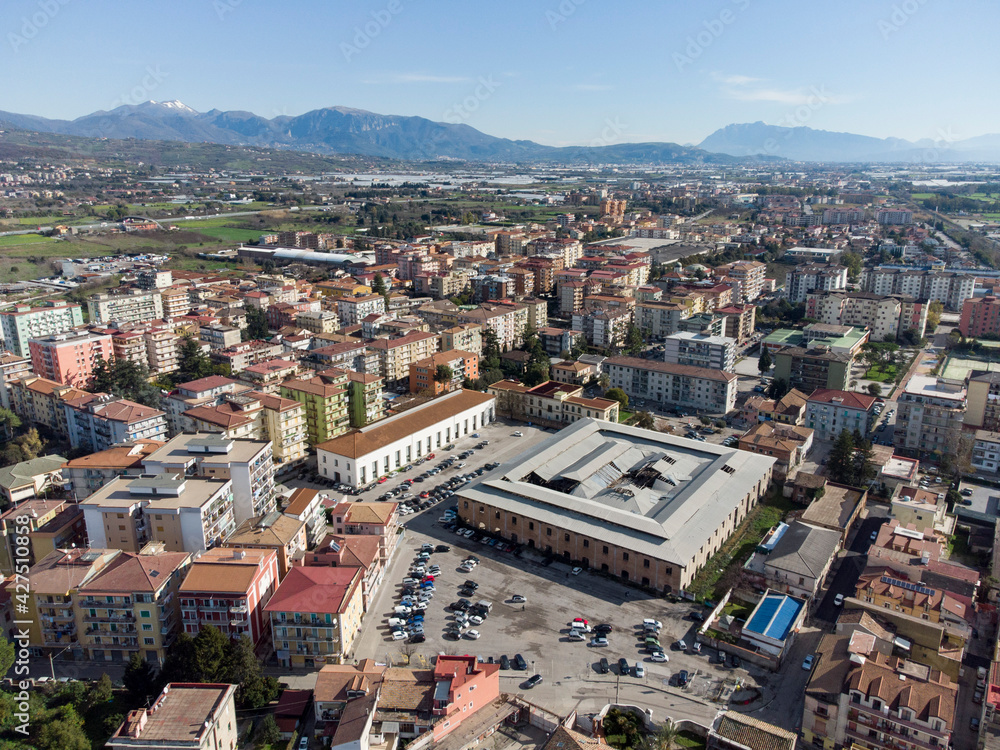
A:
[111, 329, 148, 367]
[62, 440, 164, 501]
[862, 268, 975, 311]
[64, 394, 168, 453]
[717, 304, 757, 344]
[604, 356, 738, 414]
[743, 520, 841, 599]
[785, 264, 849, 304]
[305, 340, 376, 374]
[199, 322, 242, 350]
[805, 389, 878, 441]
[441, 323, 483, 355]
[142, 432, 276, 525]
[894, 376, 967, 459]
[88, 290, 164, 325]
[414, 270, 472, 299]
[81, 473, 236, 553]
[571, 307, 631, 350]
[9, 375, 89, 434]
[107, 683, 237, 750]
[160, 287, 192, 319]
[265, 566, 365, 668]
[281, 370, 350, 445]
[812, 290, 927, 341]
[29, 329, 114, 387]
[226, 511, 307, 578]
[26, 547, 120, 657]
[409, 350, 479, 396]
[738, 422, 814, 477]
[959, 295, 1000, 338]
[636, 300, 686, 338]
[316, 389, 495, 488]
[0, 498, 85, 576]
[283, 486, 329, 548]
[0, 351, 31, 410]
[802, 628, 957, 750]
[963, 372, 1000, 431]
[0, 300, 83, 357]
[972, 430, 1000, 473]
[715, 261, 767, 302]
[179, 547, 279, 648]
[75, 542, 190, 665]
[337, 294, 386, 326]
[345, 371, 386, 428]
[252, 391, 308, 465]
[328, 501, 400, 565]
[773, 346, 852, 393]
[663, 332, 737, 371]
[368, 331, 440, 387]
[210, 339, 284, 373]
[456, 303, 528, 351]
[876, 208, 915, 224]
[295, 309, 340, 334]
[143, 327, 180, 375]
[488, 379, 619, 427]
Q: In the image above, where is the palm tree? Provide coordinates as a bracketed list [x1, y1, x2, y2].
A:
[643, 720, 679, 750]
[632, 411, 656, 430]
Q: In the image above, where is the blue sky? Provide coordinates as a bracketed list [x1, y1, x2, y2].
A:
[5, 0, 998, 146]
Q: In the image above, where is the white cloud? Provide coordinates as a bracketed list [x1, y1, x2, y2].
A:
[715, 74, 851, 106]
[363, 72, 473, 85]
[711, 73, 761, 86]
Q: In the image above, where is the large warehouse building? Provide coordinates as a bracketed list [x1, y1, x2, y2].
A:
[458, 419, 775, 593]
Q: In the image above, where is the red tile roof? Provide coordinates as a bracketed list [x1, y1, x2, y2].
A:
[264, 567, 361, 615]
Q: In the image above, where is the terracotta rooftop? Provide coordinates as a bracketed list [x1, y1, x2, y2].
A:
[264, 566, 361, 615]
[62, 441, 163, 470]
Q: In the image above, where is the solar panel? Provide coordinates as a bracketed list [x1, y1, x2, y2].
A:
[880, 576, 934, 597]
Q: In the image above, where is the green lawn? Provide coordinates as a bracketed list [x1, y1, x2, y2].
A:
[189, 226, 264, 243]
[618, 410, 634, 423]
[865, 364, 898, 383]
[677, 731, 707, 750]
[0, 233, 59, 247]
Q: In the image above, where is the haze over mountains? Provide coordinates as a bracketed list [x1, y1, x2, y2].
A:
[3, 101, 1000, 164]
[0, 101, 737, 165]
[699, 122, 1000, 163]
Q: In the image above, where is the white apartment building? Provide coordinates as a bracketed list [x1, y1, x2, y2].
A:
[715, 261, 767, 302]
[88, 290, 164, 325]
[861, 268, 976, 311]
[895, 376, 967, 459]
[663, 332, 737, 371]
[337, 294, 386, 326]
[785, 264, 849, 303]
[972, 430, 1000, 473]
[604, 356, 738, 414]
[805, 291, 928, 341]
[0, 300, 83, 357]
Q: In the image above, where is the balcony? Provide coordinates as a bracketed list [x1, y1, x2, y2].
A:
[83, 612, 135, 623]
[230, 603, 248, 614]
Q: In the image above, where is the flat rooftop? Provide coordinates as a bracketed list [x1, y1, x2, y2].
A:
[459, 419, 774, 566]
[144, 431, 270, 466]
[904, 375, 966, 402]
[81, 475, 230, 512]
[744, 593, 804, 642]
[113, 684, 234, 744]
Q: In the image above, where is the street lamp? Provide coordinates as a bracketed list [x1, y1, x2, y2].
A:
[49, 644, 73, 680]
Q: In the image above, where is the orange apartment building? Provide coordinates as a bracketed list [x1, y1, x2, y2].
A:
[409, 350, 479, 395]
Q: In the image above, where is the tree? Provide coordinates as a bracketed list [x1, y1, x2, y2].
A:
[123, 652, 160, 705]
[643, 720, 680, 750]
[852, 437, 877, 488]
[757, 346, 772, 374]
[194, 625, 229, 682]
[34, 705, 90, 750]
[162, 632, 200, 683]
[827, 430, 856, 485]
[90, 357, 160, 408]
[175, 336, 214, 384]
[225, 635, 279, 709]
[522, 361, 550, 388]
[0, 637, 14, 678]
[766, 378, 790, 400]
[255, 714, 282, 749]
[624, 324, 644, 356]
[244, 305, 269, 341]
[90, 673, 114, 706]
[867, 382, 882, 397]
[841, 251, 863, 283]
[598, 373, 610, 391]
[632, 411, 656, 430]
[0, 409, 20, 442]
[927, 300, 943, 332]
[434, 364, 454, 384]
[605, 388, 629, 409]
[371, 273, 387, 296]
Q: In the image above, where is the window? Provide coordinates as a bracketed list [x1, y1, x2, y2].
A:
[529, 522, 534, 530]
[602, 545, 609, 555]
[142, 624, 152, 631]
[564, 533, 570, 542]
[546, 528, 552, 537]
[643, 559, 650, 568]
[140, 610, 151, 618]
[583, 539, 589, 548]
[144, 638, 155, 645]
[464, 501, 469, 509]
[511, 516, 517, 524]
[623, 552, 629, 561]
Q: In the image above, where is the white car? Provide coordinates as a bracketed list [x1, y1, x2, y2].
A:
[568, 631, 586, 641]
[394, 605, 411, 615]
[650, 651, 668, 662]
[469, 615, 484, 626]
[571, 567, 583, 575]
[465, 629, 481, 640]
[589, 637, 609, 647]
[391, 630, 407, 640]
[513, 431, 523, 437]
[511, 595, 527, 603]
[834, 594, 844, 606]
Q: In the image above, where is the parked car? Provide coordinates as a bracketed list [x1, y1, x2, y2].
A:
[650, 651, 668, 662]
[617, 658, 630, 674]
[634, 664, 646, 678]
[599, 658, 610, 674]
[589, 636, 609, 647]
[511, 594, 527, 603]
[524, 674, 543, 688]
[834, 593, 844, 606]
[514, 654, 527, 671]
[677, 670, 689, 686]
[500, 655, 510, 670]
[802, 654, 815, 670]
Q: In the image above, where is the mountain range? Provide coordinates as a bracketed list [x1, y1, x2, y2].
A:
[698, 121, 1000, 163]
[0, 101, 740, 165]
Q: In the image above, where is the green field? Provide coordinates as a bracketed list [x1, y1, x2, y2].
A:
[0, 233, 59, 247]
[909, 193, 934, 200]
[865, 364, 899, 383]
[188, 227, 264, 243]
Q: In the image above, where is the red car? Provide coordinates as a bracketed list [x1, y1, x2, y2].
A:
[427, 454, 435, 459]
[377, 477, 389, 484]
[422, 575, 435, 582]
[420, 492, 431, 498]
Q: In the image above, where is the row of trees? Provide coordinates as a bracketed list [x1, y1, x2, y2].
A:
[827, 429, 878, 488]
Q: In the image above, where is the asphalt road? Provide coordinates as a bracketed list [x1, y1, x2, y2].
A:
[813, 514, 887, 623]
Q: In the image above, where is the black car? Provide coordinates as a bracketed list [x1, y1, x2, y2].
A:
[594, 624, 613, 634]
[599, 658, 610, 674]
[410, 634, 426, 644]
[444, 631, 460, 640]
[524, 674, 543, 689]
[459, 588, 476, 598]
[464, 580, 479, 590]
[450, 601, 469, 612]
[677, 670, 689, 687]
[690, 611, 705, 622]
[514, 654, 527, 671]
[500, 655, 510, 670]
[617, 658, 630, 675]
